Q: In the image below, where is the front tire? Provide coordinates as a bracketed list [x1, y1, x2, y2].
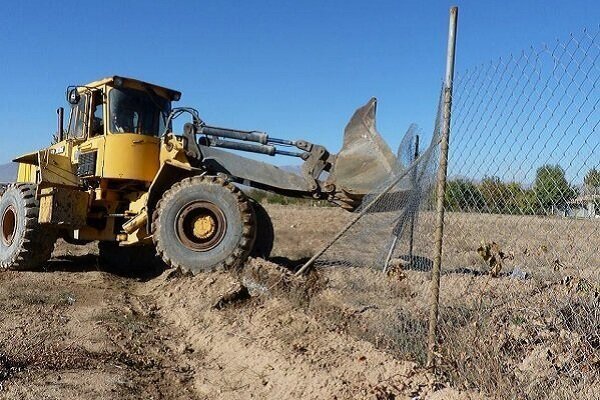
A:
[152, 176, 256, 274]
[0, 184, 57, 270]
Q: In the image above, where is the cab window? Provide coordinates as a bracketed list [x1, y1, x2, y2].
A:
[91, 91, 104, 137]
[66, 94, 88, 139]
[109, 87, 170, 136]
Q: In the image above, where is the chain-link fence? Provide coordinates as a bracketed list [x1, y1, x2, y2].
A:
[436, 27, 600, 399]
[292, 104, 441, 367]
[291, 24, 599, 400]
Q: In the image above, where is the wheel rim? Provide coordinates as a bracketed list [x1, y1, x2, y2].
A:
[175, 201, 227, 251]
[1, 206, 17, 246]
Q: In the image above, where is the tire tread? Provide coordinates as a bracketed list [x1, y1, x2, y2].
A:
[0, 184, 56, 270]
[151, 176, 255, 274]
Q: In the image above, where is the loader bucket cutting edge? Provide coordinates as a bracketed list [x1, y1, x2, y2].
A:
[330, 98, 397, 200]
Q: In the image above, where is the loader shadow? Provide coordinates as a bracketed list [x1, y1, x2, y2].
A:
[45, 255, 165, 281]
[444, 267, 487, 276]
[443, 266, 531, 280]
[44, 255, 99, 272]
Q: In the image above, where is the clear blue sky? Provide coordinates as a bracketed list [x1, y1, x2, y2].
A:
[0, 0, 598, 165]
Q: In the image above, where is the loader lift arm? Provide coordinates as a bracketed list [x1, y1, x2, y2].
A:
[167, 107, 336, 201]
[163, 98, 397, 211]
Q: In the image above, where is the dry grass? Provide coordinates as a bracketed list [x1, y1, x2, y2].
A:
[438, 286, 599, 399]
[264, 205, 600, 399]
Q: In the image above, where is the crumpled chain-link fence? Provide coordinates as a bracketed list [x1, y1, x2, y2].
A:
[438, 28, 600, 399]
[312, 95, 442, 271]
[302, 98, 442, 365]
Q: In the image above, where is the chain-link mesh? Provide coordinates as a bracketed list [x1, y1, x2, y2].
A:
[298, 26, 599, 399]
[312, 103, 442, 271]
[437, 27, 600, 399]
[295, 97, 442, 366]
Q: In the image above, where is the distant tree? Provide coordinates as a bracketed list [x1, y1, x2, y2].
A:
[478, 177, 529, 214]
[504, 181, 529, 214]
[515, 188, 541, 215]
[584, 168, 600, 193]
[247, 188, 268, 203]
[445, 179, 484, 211]
[480, 176, 513, 213]
[533, 164, 577, 213]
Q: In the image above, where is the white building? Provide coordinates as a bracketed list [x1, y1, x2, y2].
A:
[566, 193, 599, 219]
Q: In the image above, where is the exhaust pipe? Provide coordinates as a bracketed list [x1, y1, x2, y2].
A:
[57, 107, 64, 142]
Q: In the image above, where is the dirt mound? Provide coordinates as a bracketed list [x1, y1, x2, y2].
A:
[132, 258, 487, 399]
[141, 266, 436, 399]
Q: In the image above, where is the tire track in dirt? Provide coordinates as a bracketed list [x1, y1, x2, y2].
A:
[102, 277, 203, 400]
[0, 241, 201, 400]
[0, 267, 128, 399]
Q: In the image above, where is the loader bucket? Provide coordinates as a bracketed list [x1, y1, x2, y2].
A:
[329, 98, 397, 204]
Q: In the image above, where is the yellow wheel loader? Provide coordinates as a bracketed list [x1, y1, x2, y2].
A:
[0, 76, 396, 274]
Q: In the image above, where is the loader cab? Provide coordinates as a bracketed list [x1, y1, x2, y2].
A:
[60, 77, 181, 184]
[65, 76, 179, 139]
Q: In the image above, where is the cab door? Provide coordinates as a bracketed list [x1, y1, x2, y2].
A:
[72, 90, 104, 179]
[101, 134, 160, 182]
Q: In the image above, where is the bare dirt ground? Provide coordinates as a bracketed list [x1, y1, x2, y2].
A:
[1, 204, 597, 399]
[0, 205, 491, 400]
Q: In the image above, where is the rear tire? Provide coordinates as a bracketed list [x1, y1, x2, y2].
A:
[0, 184, 57, 270]
[249, 199, 274, 259]
[152, 176, 256, 274]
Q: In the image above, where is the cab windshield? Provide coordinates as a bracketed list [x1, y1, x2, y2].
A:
[109, 87, 170, 136]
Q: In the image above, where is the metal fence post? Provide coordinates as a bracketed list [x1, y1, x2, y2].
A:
[427, 6, 458, 369]
[408, 134, 420, 265]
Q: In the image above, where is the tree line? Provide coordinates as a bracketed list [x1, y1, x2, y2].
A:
[445, 165, 600, 215]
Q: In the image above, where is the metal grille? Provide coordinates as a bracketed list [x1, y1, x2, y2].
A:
[77, 151, 97, 177]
